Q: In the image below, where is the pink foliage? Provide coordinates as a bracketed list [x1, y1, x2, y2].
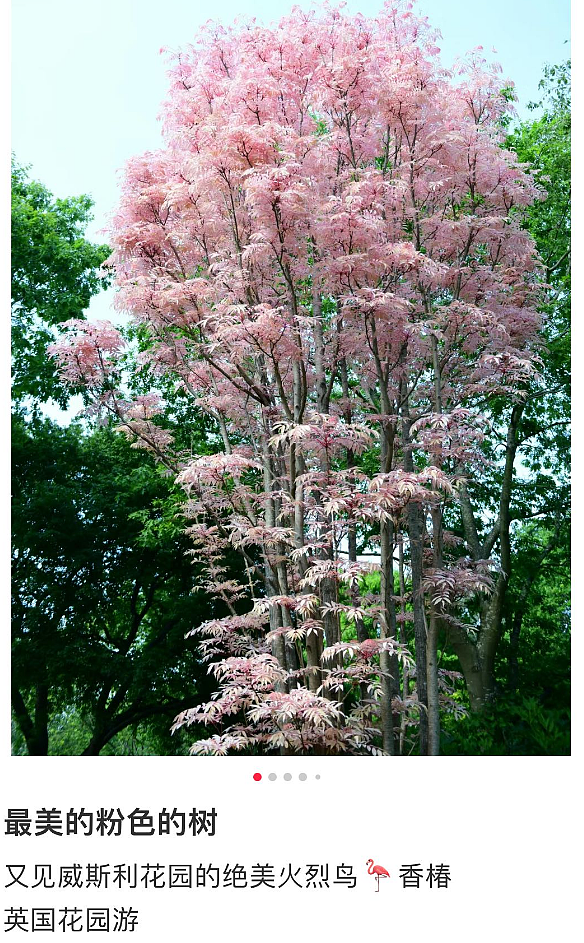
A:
[50, 1, 544, 755]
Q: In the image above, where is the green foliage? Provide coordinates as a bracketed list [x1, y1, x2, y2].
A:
[11, 157, 110, 406]
[11, 709, 197, 757]
[10, 160, 237, 756]
[11, 416, 224, 755]
[470, 61, 570, 522]
[442, 520, 570, 754]
[506, 60, 570, 479]
[441, 698, 570, 756]
[500, 520, 570, 700]
[425, 63, 571, 756]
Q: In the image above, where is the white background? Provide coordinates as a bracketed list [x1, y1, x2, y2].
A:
[0, 758, 578, 940]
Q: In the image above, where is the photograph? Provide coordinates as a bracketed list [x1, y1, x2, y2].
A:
[11, 0, 571, 757]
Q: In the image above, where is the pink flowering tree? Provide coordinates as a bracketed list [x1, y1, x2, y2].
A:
[51, 1, 543, 755]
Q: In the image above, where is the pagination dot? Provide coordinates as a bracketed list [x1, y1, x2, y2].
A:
[268, 773, 277, 781]
[253, 773, 262, 781]
[299, 773, 307, 781]
[283, 772, 292, 781]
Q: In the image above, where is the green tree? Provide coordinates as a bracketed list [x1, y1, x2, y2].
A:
[12, 418, 227, 755]
[11, 158, 110, 406]
[439, 63, 570, 757]
[497, 62, 570, 705]
[10, 162, 236, 756]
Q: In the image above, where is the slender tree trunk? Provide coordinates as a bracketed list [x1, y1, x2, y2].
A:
[426, 500, 443, 756]
[405, 503, 428, 753]
[276, 560, 301, 676]
[292, 455, 323, 692]
[379, 519, 397, 755]
[261, 420, 287, 684]
[424, 335, 443, 755]
[452, 405, 525, 712]
[401, 400, 428, 754]
[398, 537, 409, 755]
[340, 358, 368, 648]
[426, 610, 440, 755]
[313, 290, 341, 689]
[477, 403, 523, 703]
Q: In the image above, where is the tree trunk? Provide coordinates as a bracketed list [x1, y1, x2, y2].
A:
[379, 519, 396, 755]
[397, 537, 410, 755]
[453, 404, 524, 711]
[476, 403, 523, 703]
[11, 683, 49, 756]
[401, 402, 428, 754]
[426, 503, 443, 756]
[426, 610, 440, 755]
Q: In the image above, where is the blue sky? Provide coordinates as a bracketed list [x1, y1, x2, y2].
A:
[12, 0, 570, 323]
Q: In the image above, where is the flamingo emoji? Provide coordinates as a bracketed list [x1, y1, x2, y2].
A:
[366, 859, 390, 892]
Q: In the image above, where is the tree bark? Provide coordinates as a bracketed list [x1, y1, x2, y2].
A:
[476, 403, 523, 703]
[11, 683, 49, 756]
[379, 519, 397, 755]
[401, 400, 428, 754]
[453, 404, 524, 711]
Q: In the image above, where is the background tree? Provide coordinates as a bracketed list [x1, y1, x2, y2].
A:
[448, 60, 570, 711]
[10, 163, 232, 755]
[11, 158, 110, 407]
[504, 60, 570, 674]
[12, 418, 230, 755]
[437, 60, 570, 752]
